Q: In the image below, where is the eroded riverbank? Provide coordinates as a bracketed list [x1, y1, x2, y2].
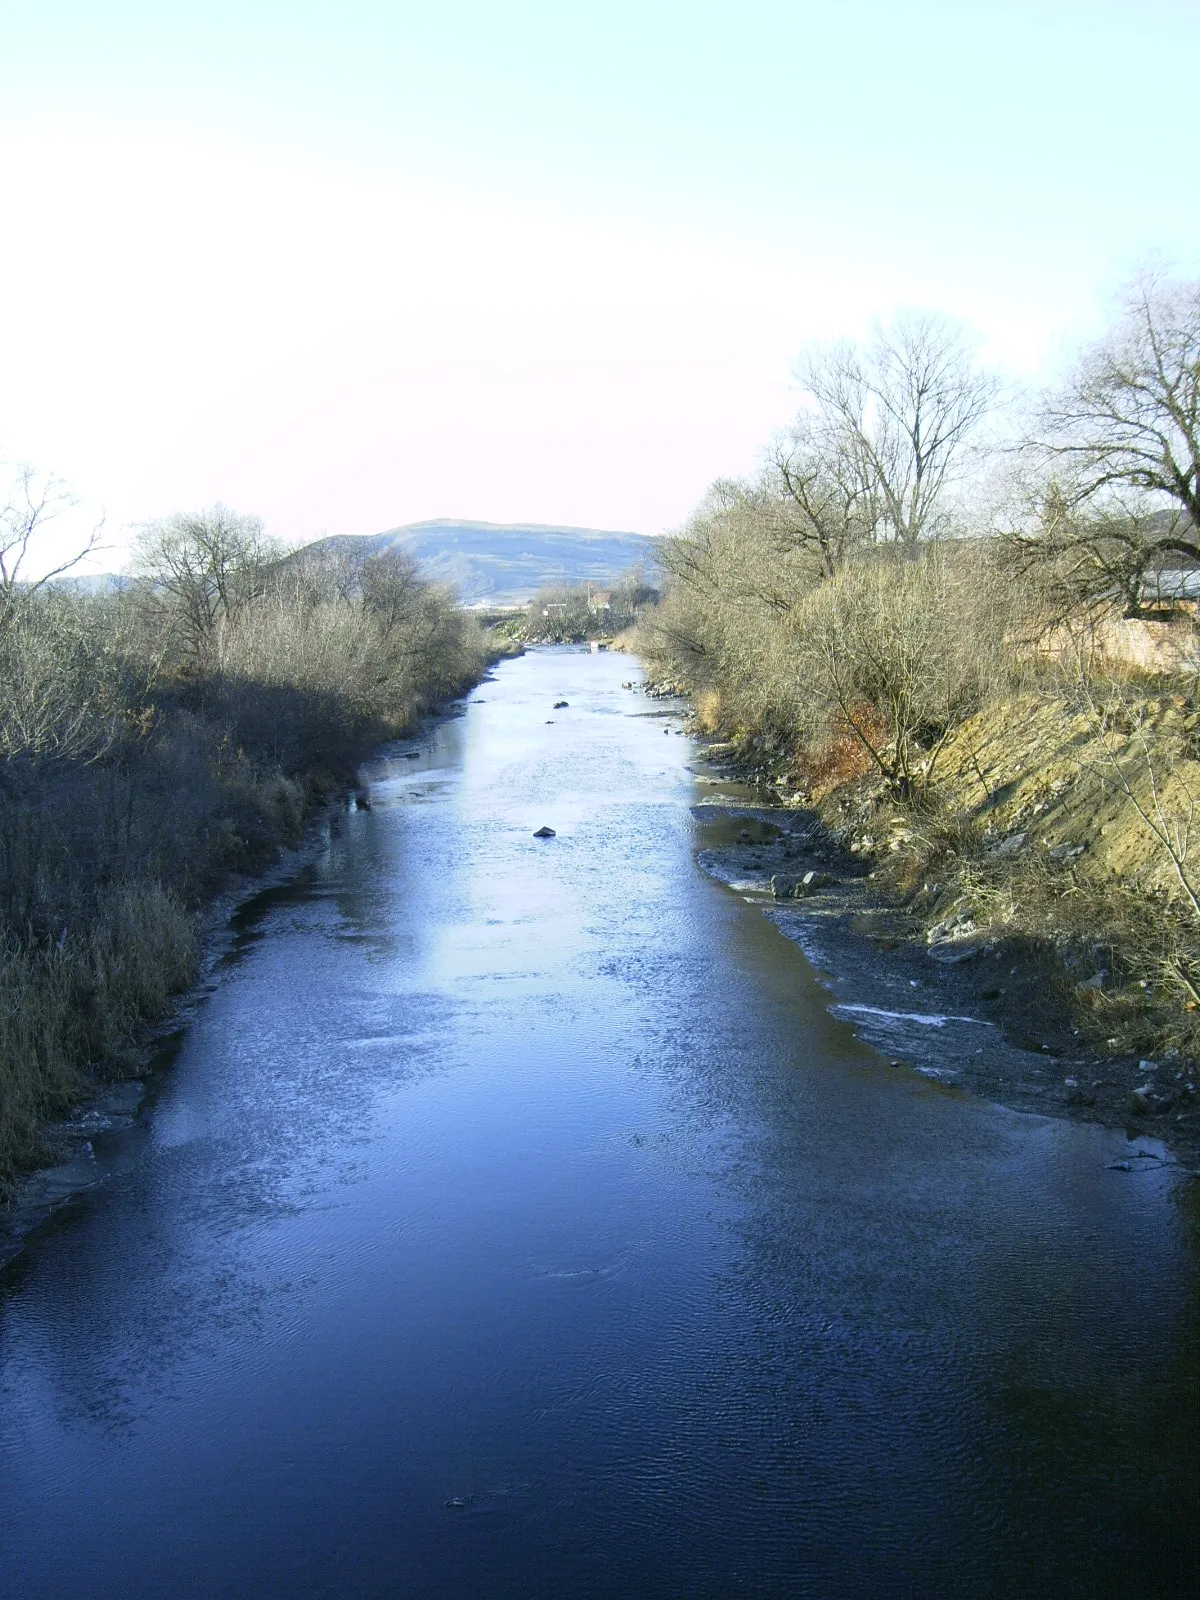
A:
[688, 787, 1200, 1173]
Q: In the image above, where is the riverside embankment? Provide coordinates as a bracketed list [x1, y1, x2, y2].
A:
[660, 671, 1200, 1171]
[0, 567, 498, 1199]
[1, 647, 1196, 1599]
[688, 785, 1200, 1170]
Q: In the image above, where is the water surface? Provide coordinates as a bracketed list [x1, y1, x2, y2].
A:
[1, 648, 1196, 1598]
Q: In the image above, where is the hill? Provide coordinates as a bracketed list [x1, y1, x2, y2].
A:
[295, 519, 659, 606]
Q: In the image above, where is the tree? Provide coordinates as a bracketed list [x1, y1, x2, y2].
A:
[795, 312, 995, 556]
[360, 547, 425, 636]
[660, 476, 823, 619]
[134, 505, 276, 656]
[1038, 270, 1200, 524]
[0, 463, 100, 633]
[765, 414, 876, 578]
[1028, 270, 1200, 610]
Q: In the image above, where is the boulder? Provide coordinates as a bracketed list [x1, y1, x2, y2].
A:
[994, 831, 1027, 856]
[533, 825, 557, 839]
[795, 869, 836, 896]
[1129, 1081, 1174, 1116]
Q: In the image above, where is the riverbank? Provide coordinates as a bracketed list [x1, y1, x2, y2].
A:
[0, 804, 342, 1265]
[687, 752, 1200, 1174]
[0, 630, 512, 1241]
[0, 545, 503, 1198]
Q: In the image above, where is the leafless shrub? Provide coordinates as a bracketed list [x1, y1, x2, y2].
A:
[787, 549, 1000, 797]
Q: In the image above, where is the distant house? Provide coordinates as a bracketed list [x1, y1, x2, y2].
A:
[1142, 568, 1200, 607]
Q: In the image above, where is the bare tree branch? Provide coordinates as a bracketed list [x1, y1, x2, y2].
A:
[0, 464, 102, 630]
[796, 313, 995, 556]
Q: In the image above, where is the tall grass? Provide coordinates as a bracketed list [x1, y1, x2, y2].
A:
[0, 886, 198, 1180]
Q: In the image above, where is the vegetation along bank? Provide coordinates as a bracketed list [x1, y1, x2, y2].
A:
[0, 500, 491, 1195]
[632, 272, 1200, 1164]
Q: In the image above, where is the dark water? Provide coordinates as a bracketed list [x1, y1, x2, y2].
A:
[1, 649, 1197, 1599]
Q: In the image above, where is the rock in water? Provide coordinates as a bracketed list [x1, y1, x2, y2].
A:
[794, 870, 836, 896]
[533, 826, 557, 839]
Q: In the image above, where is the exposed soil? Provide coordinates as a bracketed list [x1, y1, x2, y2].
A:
[690, 783, 1200, 1176]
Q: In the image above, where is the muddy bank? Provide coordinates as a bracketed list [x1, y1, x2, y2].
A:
[689, 778, 1200, 1176]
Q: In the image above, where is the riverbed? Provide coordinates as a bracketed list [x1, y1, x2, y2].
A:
[1, 647, 1196, 1598]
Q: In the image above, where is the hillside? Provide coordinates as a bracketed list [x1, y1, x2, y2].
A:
[296, 519, 659, 606]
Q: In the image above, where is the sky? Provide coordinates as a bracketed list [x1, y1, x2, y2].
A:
[1, 0, 1198, 574]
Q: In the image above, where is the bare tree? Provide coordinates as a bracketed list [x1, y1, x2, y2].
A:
[766, 414, 876, 578]
[796, 313, 995, 556]
[0, 464, 101, 631]
[1004, 482, 1187, 624]
[134, 505, 277, 656]
[1026, 271, 1200, 609]
[360, 547, 425, 635]
[1038, 271, 1200, 524]
[660, 477, 824, 618]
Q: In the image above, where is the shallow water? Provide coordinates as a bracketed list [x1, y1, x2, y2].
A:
[1, 648, 1197, 1599]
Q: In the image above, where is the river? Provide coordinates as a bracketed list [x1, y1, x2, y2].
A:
[1, 647, 1196, 1598]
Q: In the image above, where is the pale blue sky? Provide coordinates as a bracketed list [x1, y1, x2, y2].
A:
[2, 1, 1197, 565]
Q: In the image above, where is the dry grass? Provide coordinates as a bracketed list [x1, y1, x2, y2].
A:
[0, 885, 198, 1194]
[852, 747, 1200, 1062]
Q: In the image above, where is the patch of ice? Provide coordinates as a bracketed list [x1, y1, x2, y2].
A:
[834, 1003, 993, 1029]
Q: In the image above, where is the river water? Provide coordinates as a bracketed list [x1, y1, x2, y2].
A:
[1, 648, 1197, 1598]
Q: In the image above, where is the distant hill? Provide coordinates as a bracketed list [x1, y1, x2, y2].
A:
[57, 573, 131, 596]
[295, 519, 660, 606]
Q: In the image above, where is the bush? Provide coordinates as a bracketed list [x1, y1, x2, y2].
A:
[787, 550, 994, 796]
